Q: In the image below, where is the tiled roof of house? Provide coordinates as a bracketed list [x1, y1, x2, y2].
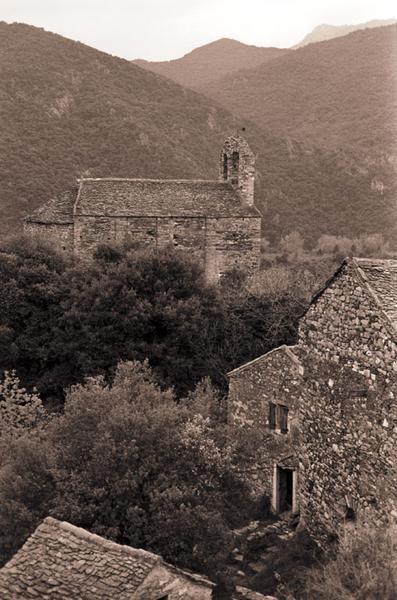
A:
[354, 258, 397, 330]
[24, 188, 77, 224]
[305, 257, 397, 336]
[0, 517, 213, 599]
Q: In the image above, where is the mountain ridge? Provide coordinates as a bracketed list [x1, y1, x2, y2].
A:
[293, 18, 397, 47]
[198, 24, 397, 157]
[0, 21, 395, 248]
[133, 38, 289, 89]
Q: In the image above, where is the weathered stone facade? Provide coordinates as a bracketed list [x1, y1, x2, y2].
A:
[298, 258, 397, 544]
[228, 258, 397, 544]
[0, 517, 215, 599]
[24, 137, 262, 283]
[228, 346, 302, 509]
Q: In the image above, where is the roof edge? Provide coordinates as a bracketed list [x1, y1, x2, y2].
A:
[351, 257, 397, 337]
[77, 177, 228, 184]
[42, 517, 160, 562]
[300, 257, 397, 339]
[40, 518, 215, 588]
[227, 344, 300, 378]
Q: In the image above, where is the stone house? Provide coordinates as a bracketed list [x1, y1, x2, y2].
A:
[227, 345, 302, 514]
[228, 257, 397, 544]
[0, 517, 215, 599]
[24, 136, 262, 283]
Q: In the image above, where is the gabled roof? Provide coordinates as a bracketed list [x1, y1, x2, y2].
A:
[75, 178, 260, 218]
[227, 344, 300, 378]
[0, 517, 213, 599]
[24, 188, 77, 224]
[354, 258, 397, 330]
[306, 257, 397, 336]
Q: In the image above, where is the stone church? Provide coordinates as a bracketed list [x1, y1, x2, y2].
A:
[228, 257, 397, 545]
[24, 136, 262, 282]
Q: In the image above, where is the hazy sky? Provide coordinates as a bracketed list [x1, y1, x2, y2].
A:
[1, 0, 396, 60]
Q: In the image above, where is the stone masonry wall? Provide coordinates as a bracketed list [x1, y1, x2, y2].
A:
[73, 214, 261, 282]
[135, 564, 213, 600]
[221, 136, 255, 207]
[228, 347, 302, 501]
[205, 216, 261, 282]
[298, 263, 397, 544]
[24, 221, 74, 253]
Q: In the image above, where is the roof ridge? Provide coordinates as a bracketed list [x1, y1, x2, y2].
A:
[78, 177, 228, 184]
[42, 517, 160, 562]
[227, 344, 299, 377]
[353, 256, 397, 266]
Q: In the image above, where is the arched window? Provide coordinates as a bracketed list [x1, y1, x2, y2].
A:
[231, 151, 239, 184]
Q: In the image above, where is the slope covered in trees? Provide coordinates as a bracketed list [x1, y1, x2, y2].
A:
[134, 38, 289, 90]
[199, 25, 397, 156]
[0, 22, 395, 247]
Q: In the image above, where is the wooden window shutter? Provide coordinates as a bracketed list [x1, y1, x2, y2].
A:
[269, 402, 276, 430]
[279, 405, 289, 434]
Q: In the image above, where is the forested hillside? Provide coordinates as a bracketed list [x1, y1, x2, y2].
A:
[199, 25, 397, 156]
[134, 38, 289, 89]
[0, 22, 395, 247]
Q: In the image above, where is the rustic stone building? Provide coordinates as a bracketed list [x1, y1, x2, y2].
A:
[0, 517, 215, 599]
[24, 136, 262, 282]
[228, 257, 397, 544]
[228, 345, 302, 513]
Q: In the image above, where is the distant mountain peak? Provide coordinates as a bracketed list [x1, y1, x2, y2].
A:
[293, 18, 397, 48]
[133, 38, 288, 90]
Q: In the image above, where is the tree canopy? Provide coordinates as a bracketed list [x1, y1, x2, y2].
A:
[0, 238, 305, 404]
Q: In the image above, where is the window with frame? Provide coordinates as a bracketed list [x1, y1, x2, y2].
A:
[268, 403, 289, 434]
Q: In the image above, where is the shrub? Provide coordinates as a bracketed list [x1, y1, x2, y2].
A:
[300, 526, 397, 600]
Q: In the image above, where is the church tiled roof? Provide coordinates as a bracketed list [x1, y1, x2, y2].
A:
[75, 178, 260, 218]
[0, 517, 212, 599]
[25, 178, 260, 224]
[24, 188, 77, 224]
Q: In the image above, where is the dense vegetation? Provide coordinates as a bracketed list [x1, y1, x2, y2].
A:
[299, 526, 397, 600]
[0, 237, 304, 405]
[0, 361, 260, 578]
[0, 22, 395, 248]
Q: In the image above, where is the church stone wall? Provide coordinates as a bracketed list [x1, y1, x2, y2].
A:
[73, 216, 158, 257]
[24, 221, 74, 253]
[205, 216, 261, 282]
[72, 214, 261, 281]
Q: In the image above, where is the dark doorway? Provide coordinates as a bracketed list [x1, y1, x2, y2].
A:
[278, 467, 293, 512]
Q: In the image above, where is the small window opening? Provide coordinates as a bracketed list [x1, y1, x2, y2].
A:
[269, 403, 289, 434]
[231, 151, 239, 184]
[223, 153, 228, 180]
[344, 506, 356, 522]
